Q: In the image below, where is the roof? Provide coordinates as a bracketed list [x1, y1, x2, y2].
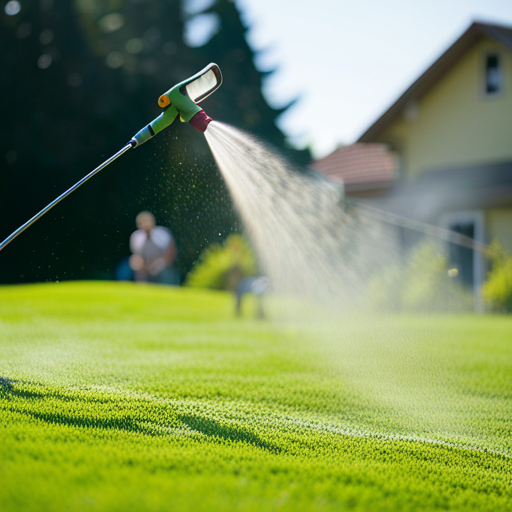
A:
[311, 143, 396, 190]
[358, 22, 512, 143]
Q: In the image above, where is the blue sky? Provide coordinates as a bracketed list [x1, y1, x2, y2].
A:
[233, 0, 512, 158]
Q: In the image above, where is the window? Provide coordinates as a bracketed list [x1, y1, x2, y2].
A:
[485, 54, 502, 96]
[440, 210, 486, 310]
[448, 222, 475, 288]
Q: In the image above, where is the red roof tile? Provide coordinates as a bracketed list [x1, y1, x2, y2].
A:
[311, 143, 396, 187]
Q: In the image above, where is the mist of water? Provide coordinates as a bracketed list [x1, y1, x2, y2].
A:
[204, 121, 510, 456]
[205, 122, 402, 306]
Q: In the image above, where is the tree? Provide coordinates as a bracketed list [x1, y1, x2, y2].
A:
[0, 0, 117, 282]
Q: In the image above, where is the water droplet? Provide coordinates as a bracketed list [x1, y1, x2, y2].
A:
[98, 13, 125, 33]
[5, 1, 21, 16]
[125, 38, 144, 55]
[37, 54, 52, 69]
[106, 52, 124, 69]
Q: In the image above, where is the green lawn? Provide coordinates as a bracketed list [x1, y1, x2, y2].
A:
[0, 281, 511, 512]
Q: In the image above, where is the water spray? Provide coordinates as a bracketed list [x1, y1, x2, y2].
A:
[346, 200, 488, 254]
[0, 63, 223, 252]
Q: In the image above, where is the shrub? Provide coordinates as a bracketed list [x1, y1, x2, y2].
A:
[367, 241, 473, 312]
[186, 234, 257, 291]
[482, 241, 512, 312]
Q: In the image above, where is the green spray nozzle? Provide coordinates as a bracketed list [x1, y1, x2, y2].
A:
[130, 63, 222, 148]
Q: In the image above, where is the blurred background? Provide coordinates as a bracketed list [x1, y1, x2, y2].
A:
[1, 0, 512, 287]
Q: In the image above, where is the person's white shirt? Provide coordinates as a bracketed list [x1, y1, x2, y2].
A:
[130, 226, 173, 271]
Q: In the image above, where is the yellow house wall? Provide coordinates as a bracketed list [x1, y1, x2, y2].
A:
[378, 37, 512, 177]
[487, 209, 512, 253]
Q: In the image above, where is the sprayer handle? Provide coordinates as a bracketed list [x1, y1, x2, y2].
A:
[131, 105, 179, 147]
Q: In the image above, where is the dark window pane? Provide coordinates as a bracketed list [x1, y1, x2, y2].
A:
[486, 54, 501, 94]
[449, 223, 474, 288]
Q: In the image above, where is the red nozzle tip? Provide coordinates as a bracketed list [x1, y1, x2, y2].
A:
[189, 110, 212, 132]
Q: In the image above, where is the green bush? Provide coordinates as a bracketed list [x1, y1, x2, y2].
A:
[186, 234, 257, 291]
[482, 241, 512, 312]
[367, 242, 472, 312]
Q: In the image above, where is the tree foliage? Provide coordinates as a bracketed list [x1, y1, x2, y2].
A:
[482, 241, 512, 312]
[185, 234, 256, 290]
[368, 242, 473, 312]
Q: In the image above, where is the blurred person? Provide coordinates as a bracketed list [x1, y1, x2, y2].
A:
[235, 276, 270, 318]
[129, 211, 178, 285]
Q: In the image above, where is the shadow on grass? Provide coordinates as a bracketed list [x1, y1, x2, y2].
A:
[0, 376, 16, 396]
[179, 413, 281, 454]
[2, 381, 280, 453]
[3, 384, 171, 436]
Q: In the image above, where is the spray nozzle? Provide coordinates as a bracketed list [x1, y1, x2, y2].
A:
[130, 63, 222, 147]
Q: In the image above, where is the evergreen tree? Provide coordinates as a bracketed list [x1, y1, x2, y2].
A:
[0, 0, 115, 283]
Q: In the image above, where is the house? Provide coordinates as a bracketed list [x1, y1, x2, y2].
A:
[313, 21, 512, 298]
